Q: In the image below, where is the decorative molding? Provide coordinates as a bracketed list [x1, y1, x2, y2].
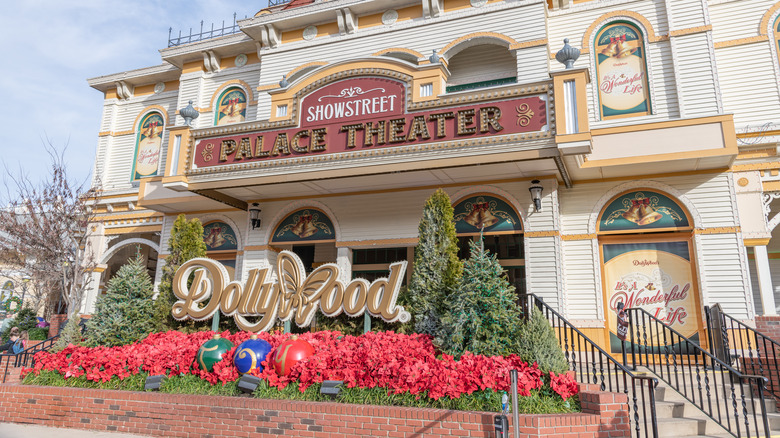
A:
[760, 2, 780, 38]
[372, 48, 426, 59]
[509, 39, 549, 50]
[713, 35, 769, 49]
[524, 230, 559, 238]
[439, 32, 521, 59]
[744, 237, 772, 247]
[131, 105, 170, 133]
[669, 25, 712, 38]
[335, 238, 419, 248]
[561, 233, 597, 241]
[285, 61, 328, 82]
[693, 226, 741, 235]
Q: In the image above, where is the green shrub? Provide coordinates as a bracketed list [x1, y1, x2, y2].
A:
[517, 308, 569, 374]
[0, 306, 38, 342]
[28, 327, 49, 340]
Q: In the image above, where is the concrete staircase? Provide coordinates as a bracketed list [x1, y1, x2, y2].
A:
[641, 370, 780, 438]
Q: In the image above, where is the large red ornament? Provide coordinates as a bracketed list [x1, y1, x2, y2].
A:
[272, 335, 314, 376]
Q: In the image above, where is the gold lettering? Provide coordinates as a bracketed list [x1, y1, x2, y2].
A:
[291, 130, 310, 153]
[234, 138, 253, 160]
[171, 258, 226, 320]
[479, 107, 504, 133]
[220, 283, 242, 314]
[364, 121, 386, 146]
[270, 133, 291, 156]
[219, 140, 237, 161]
[254, 136, 270, 158]
[406, 116, 431, 141]
[389, 118, 407, 143]
[428, 112, 454, 138]
[310, 128, 327, 152]
[457, 109, 476, 135]
[340, 124, 364, 149]
[343, 279, 369, 315]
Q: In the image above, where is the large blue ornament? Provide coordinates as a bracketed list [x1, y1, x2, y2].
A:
[233, 335, 273, 374]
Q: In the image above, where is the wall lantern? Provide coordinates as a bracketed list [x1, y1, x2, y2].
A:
[529, 180, 543, 213]
[249, 203, 262, 230]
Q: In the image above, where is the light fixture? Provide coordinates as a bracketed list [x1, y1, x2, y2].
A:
[529, 180, 543, 213]
[238, 374, 261, 394]
[144, 375, 167, 391]
[249, 203, 262, 230]
[320, 380, 343, 399]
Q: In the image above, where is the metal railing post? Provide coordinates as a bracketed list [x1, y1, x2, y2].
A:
[510, 369, 520, 438]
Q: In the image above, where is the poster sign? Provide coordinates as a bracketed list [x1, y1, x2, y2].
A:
[132, 112, 164, 180]
[615, 303, 629, 341]
[595, 23, 651, 118]
[603, 241, 700, 353]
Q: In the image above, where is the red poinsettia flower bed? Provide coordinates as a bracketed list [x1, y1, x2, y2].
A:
[23, 330, 578, 402]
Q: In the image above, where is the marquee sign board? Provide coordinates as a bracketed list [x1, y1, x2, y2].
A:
[191, 77, 548, 170]
[171, 250, 409, 332]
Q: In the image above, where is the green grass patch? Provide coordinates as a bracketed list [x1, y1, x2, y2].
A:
[22, 371, 578, 414]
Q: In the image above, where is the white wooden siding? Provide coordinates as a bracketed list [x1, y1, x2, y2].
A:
[673, 32, 720, 116]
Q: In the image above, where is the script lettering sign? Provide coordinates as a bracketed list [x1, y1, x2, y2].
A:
[171, 250, 410, 332]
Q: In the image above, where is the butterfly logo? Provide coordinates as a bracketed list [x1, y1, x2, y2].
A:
[276, 251, 341, 327]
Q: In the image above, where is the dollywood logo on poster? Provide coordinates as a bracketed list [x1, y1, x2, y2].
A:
[171, 251, 410, 332]
[603, 247, 700, 345]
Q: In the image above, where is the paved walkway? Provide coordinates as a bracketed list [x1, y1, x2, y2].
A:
[0, 423, 156, 438]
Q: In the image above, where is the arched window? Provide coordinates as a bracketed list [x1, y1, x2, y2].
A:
[132, 112, 164, 180]
[452, 194, 525, 296]
[214, 87, 247, 126]
[594, 22, 651, 119]
[202, 221, 239, 279]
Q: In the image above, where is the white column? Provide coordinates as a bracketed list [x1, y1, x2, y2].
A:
[337, 247, 352, 283]
[753, 245, 778, 316]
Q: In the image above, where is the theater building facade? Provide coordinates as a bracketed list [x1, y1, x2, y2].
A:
[85, 0, 780, 351]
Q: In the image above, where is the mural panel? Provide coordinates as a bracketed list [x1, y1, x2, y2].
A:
[595, 22, 651, 118]
[599, 190, 689, 233]
[132, 112, 164, 180]
[453, 195, 522, 234]
[272, 209, 335, 243]
[203, 221, 238, 251]
[215, 88, 247, 126]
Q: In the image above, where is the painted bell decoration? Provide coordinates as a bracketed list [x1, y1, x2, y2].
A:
[601, 40, 618, 57]
[615, 37, 635, 58]
[463, 205, 482, 227]
[477, 209, 499, 228]
[636, 202, 662, 226]
[301, 220, 318, 238]
[622, 201, 642, 223]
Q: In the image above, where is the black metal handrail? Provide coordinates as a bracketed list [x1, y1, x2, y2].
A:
[628, 308, 771, 438]
[526, 294, 659, 438]
[705, 305, 780, 402]
[1, 333, 59, 384]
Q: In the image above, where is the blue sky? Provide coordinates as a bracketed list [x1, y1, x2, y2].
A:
[0, 1, 263, 190]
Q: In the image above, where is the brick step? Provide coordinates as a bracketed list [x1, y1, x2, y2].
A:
[1, 366, 24, 384]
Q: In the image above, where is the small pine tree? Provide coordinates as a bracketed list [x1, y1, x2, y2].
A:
[517, 308, 570, 374]
[52, 314, 83, 352]
[153, 214, 207, 331]
[438, 237, 525, 358]
[408, 189, 463, 337]
[85, 253, 156, 347]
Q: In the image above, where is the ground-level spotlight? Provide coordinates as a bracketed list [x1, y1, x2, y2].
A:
[320, 380, 344, 399]
[238, 375, 262, 394]
[144, 375, 166, 391]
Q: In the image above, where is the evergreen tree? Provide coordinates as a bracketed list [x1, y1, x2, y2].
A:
[438, 237, 525, 358]
[517, 308, 570, 373]
[52, 314, 83, 352]
[153, 214, 207, 331]
[85, 253, 156, 347]
[408, 189, 462, 337]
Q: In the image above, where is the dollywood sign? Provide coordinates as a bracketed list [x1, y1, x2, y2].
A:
[171, 251, 410, 332]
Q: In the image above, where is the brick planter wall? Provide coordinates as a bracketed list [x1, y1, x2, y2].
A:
[0, 383, 629, 438]
[756, 316, 780, 341]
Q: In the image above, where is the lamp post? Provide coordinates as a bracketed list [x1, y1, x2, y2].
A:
[20, 275, 30, 307]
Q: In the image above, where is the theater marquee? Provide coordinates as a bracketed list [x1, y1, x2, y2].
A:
[190, 77, 549, 172]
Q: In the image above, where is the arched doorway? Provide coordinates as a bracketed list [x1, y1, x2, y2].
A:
[597, 189, 703, 354]
[453, 194, 525, 298]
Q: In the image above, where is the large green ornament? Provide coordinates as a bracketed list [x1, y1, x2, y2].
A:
[196, 334, 234, 372]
